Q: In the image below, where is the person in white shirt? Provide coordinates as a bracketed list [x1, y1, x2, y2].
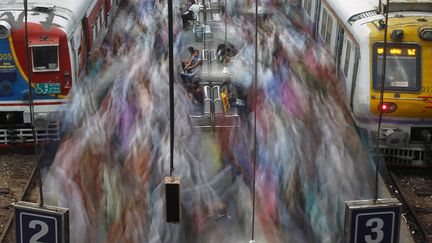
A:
[181, 1, 203, 29]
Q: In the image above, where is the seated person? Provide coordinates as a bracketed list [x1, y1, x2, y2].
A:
[181, 49, 202, 85]
[183, 49, 202, 74]
[181, 1, 203, 29]
[181, 46, 195, 70]
[220, 80, 245, 108]
[216, 44, 237, 64]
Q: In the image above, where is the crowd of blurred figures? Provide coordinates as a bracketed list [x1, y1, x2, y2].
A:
[43, 0, 379, 242]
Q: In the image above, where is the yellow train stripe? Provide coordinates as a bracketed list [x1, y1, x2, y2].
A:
[8, 35, 28, 81]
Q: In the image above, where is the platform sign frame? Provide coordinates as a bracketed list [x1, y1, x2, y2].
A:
[15, 201, 69, 243]
[344, 198, 401, 243]
[165, 176, 181, 223]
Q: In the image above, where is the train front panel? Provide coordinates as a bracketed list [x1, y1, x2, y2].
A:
[0, 20, 72, 144]
[363, 14, 432, 164]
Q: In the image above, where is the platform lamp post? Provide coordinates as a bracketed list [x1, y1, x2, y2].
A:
[343, 0, 401, 242]
[222, 0, 229, 74]
[249, 0, 259, 242]
[165, 0, 181, 223]
[14, 1, 70, 242]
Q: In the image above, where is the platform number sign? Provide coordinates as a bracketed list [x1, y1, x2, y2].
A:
[345, 199, 401, 243]
[15, 201, 69, 243]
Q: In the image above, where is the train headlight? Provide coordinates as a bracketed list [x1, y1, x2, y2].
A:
[0, 21, 11, 39]
[391, 29, 404, 41]
[34, 113, 49, 130]
[419, 27, 432, 41]
[379, 102, 397, 113]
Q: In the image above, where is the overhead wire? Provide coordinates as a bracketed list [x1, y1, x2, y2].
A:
[374, 0, 390, 202]
[223, 0, 227, 70]
[23, 0, 44, 207]
[251, 0, 259, 241]
[168, 0, 175, 176]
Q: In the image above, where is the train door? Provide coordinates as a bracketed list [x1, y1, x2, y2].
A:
[318, 5, 337, 55]
[87, 0, 106, 51]
[77, 18, 89, 79]
[335, 24, 344, 74]
[302, 0, 319, 36]
[340, 37, 358, 109]
[70, 35, 78, 84]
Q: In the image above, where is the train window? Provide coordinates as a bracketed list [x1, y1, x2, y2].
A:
[92, 24, 97, 42]
[320, 8, 333, 45]
[320, 9, 327, 38]
[101, 7, 105, 26]
[344, 42, 351, 76]
[373, 43, 421, 92]
[325, 15, 333, 45]
[304, 0, 312, 16]
[32, 46, 59, 72]
[97, 14, 101, 34]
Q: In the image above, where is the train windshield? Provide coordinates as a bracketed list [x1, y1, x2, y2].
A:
[32, 46, 59, 72]
[373, 43, 421, 92]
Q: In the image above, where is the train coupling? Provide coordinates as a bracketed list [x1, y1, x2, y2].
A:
[421, 129, 431, 143]
[381, 128, 409, 148]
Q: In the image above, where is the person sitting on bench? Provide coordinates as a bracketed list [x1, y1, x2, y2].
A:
[183, 49, 202, 74]
[181, 49, 202, 87]
[181, 46, 196, 70]
[181, 1, 202, 29]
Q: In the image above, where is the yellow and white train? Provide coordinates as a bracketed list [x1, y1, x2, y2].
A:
[301, 0, 432, 165]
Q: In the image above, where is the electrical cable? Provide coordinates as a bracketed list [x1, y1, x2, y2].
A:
[223, 0, 227, 69]
[374, 0, 390, 202]
[251, 0, 259, 241]
[24, 0, 44, 207]
[168, 0, 175, 177]
[203, 0, 207, 50]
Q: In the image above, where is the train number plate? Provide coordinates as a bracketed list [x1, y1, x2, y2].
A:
[35, 83, 61, 95]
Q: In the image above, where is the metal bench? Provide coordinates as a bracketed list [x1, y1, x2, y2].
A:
[190, 85, 212, 130]
[190, 85, 240, 130]
[201, 49, 218, 75]
[194, 24, 213, 43]
[213, 85, 239, 129]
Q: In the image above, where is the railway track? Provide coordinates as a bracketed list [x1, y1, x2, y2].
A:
[0, 149, 39, 243]
[387, 168, 432, 243]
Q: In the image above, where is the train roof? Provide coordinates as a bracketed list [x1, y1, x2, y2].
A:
[0, 0, 94, 34]
[325, 0, 432, 24]
[324, 0, 378, 23]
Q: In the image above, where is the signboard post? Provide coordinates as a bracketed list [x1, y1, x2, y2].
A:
[165, 176, 181, 223]
[344, 198, 401, 243]
[15, 201, 69, 243]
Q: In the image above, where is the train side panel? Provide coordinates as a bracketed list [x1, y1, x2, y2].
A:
[302, 0, 432, 165]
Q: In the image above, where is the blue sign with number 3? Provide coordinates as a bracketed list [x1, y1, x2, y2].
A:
[354, 212, 396, 243]
[345, 199, 401, 243]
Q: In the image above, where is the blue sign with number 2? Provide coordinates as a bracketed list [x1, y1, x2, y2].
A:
[15, 210, 62, 243]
